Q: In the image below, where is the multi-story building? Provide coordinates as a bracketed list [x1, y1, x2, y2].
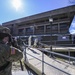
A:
[2, 5, 75, 46]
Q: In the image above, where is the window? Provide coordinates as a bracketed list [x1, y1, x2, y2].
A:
[60, 23, 67, 29]
[35, 26, 44, 34]
[59, 16, 67, 20]
[18, 29, 23, 32]
[46, 24, 58, 34]
[18, 28, 24, 35]
[38, 26, 44, 30]
[26, 28, 33, 32]
[52, 24, 58, 30]
[60, 23, 69, 33]
[46, 25, 51, 29]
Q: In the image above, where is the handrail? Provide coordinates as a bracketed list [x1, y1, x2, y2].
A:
[26, 51, 70, 75]
[22, 41, 75, 75]
[41, 41, 74, 46]
[39, 42, 75, 50]
[37, 48, 75, 60]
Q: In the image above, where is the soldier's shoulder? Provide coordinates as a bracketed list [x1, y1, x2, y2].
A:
[0, 43, 5, 48]
[8, 46, 23, 62]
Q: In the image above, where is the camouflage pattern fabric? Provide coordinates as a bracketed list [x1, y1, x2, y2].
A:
[0, 62, 12, 75]
[0, 41, 23, 75]
[0, 26, 12, 42]
[0, 26, 10, 34]
[0, 25, 23, 75]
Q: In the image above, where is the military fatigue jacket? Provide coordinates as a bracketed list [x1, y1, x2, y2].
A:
[0, 41, 23, 75]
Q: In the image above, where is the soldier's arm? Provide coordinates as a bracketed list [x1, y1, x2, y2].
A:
[0, 44, 10, 66]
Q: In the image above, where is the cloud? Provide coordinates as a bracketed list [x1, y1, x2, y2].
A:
[70, 30, 75, 34]
[69, 15, 75, 34]
[71, 23, 75, 27]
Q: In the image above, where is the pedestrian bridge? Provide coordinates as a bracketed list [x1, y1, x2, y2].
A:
[23, 46, 75, 75]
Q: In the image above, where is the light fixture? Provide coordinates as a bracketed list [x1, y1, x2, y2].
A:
[49, 17, 53, 23]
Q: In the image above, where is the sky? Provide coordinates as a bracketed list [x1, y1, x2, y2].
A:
[0, 0, 74, 24]
[69, 16, 75, 34]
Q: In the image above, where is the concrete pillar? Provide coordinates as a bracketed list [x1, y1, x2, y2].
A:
[34, 36, 38, 47]
[23, 28, 26, 35]
[28, 36, 32, 46]
[58, 23, 60, 33]
[33, 26, 35, 35]
[44, 25, 46, 34]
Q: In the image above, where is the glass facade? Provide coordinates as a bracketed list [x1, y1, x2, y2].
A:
[18, 28, 24, 36]
[35, 26, 44, 34]
[25, 27, 34, 35]
[60, 23, 69, 34]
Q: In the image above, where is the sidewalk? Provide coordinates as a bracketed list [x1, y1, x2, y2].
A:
[12, 70, 28, 75]
[12, 62, 28, 75]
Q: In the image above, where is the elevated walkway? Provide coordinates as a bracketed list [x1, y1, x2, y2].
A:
[24, 47, 75, 75]
[45, 46, 75, 52]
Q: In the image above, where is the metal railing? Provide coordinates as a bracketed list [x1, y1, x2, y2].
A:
[41, 40, 74, 47]
[39, 42, 75, 62]
[22, 41, 75, 75]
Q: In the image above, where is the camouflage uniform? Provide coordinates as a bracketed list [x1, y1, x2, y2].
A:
[0, 26, 23, 75]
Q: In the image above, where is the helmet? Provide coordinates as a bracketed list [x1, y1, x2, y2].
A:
[0, 26, 10, 34]
[0, 26, 11, 41]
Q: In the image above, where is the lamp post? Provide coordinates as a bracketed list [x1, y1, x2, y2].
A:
[49, 17, 53, 56]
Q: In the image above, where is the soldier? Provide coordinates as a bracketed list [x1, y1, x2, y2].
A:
[0, 26, 23, 75]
